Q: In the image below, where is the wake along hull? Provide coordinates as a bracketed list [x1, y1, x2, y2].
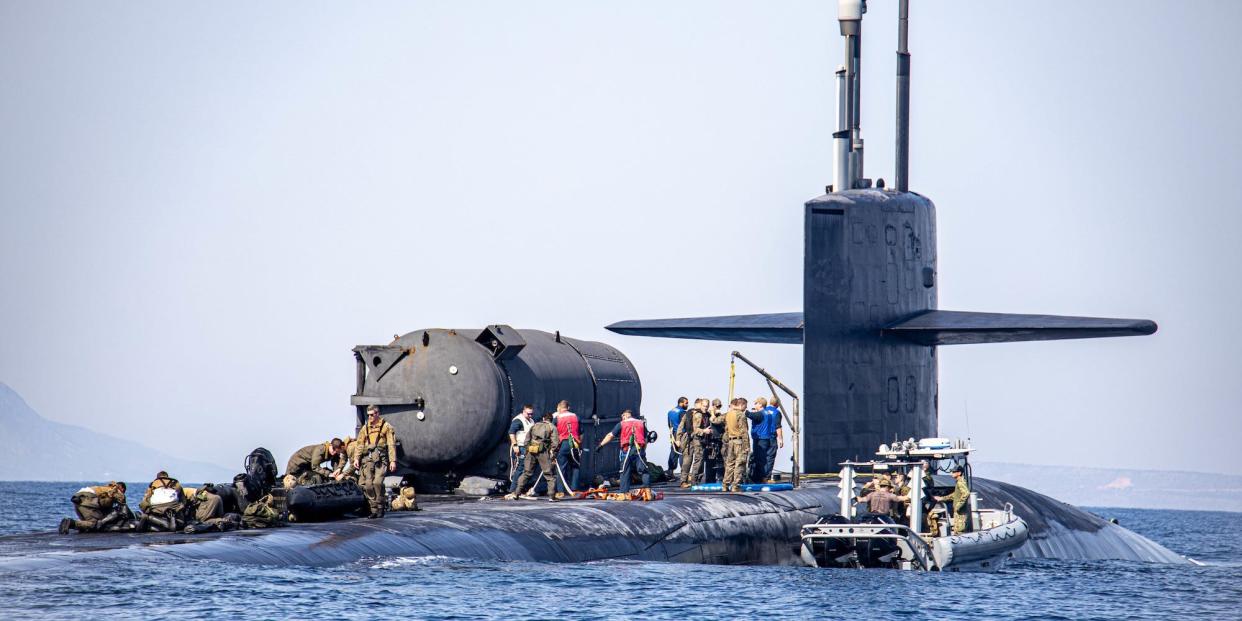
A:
[0, 479, 1186, 570]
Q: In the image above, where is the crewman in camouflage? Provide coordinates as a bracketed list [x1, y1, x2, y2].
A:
[678, 399, 711, 487]
[355, 405, 398, 518]
[936, 467, 972, 534]
[721, 398, 751, 492]
[59, 481, 131, 534]
[285, 438, 346, 488]
[507, 411, 559, 501]
[138, 471, 187, 532]
[139, 471, 185, 512]
[705, 399, 726, 482]
[331, 436, 358, 482]
[890, 472, 911, 521]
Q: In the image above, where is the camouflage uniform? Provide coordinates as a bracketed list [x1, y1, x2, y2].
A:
[946, 475, 971, 534]
[891, 480, 911, 521]
[139, 476, 185, 512]
[705, 409, 725, 482]
[285, 442, 340, 487]
[679, 409, 710, 486]
[512, 420, 559, 498]
[66, 482, 130, 532]
[357, 418, 398, 517]
[139, 475, 187, 532]
[335, 437, 358, 481]
[721, 408, 750, 491]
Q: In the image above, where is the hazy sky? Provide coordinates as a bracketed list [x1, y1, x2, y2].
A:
[2, 1, 1239, 475]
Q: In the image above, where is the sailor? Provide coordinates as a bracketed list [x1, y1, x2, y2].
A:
[183, 483, 240, 533]
[705, 398, 726, 483]
[285, 438, 346, 488]
[678, 399, 711, 487]
[598, 409, 650, 492]
[138, 471, 187, 532]
[508, 405, 535, 493]
[139, 471, 185, 512]
[666, 397, 689, 480]
[59, 481, 131, 534]
[890, 472, 911, 520]
[857, 479, 910, 516]
[355, 405, 398, 518]
[721, 398, 751, 492]
[507, 411, 560, 501]
[935, 467, 972, 534]
[748, 397, 784, 483]
[553, 400, 581, 498]
[331, 436, 358, 482]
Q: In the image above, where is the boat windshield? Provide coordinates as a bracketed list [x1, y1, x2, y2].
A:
[927, 454, 968, 475]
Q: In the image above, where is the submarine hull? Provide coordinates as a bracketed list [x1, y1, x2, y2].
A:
[0, 479, 1186, 571]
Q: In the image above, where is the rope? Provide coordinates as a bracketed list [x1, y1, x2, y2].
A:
[728, 356, 736, 403]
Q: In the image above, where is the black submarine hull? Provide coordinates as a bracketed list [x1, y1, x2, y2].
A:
[0, 479, 1185, 570]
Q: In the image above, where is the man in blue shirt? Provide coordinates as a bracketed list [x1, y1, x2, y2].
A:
[665, 397, 688, 481]
[748, 396, 784, 483]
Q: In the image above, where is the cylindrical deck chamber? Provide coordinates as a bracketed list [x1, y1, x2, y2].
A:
[351, 325, 641, 482]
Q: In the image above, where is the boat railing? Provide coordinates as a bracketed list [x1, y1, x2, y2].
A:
[801, 522, 936, 570]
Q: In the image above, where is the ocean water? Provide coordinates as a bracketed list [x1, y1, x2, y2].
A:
[0, 482, 1238, 620]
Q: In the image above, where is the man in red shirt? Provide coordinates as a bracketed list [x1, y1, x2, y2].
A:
[553, 400, 581, 497]
[598, 409, 650, 492]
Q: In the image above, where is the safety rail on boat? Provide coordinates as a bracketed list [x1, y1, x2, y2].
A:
[801, 521, 936, 570]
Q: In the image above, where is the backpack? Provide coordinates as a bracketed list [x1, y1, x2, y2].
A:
[241, 494, 282, 529]
[245, 448, 279, 489]
[150, 486, 180, 505]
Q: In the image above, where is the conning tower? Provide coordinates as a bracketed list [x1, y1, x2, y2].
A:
[605, 0, 1156, 471]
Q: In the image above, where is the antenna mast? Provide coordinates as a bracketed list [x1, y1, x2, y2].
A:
[834, 0, 866, 192]
[895, 0, 911, 192]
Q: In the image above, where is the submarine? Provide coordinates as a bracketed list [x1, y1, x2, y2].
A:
[0, 1, 1189, 571]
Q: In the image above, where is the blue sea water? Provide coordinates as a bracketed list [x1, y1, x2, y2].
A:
[0, 481, 1238, 620]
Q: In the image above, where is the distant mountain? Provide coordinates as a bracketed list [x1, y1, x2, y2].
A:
[0, 382, 235, 483]
[975, 461, 1242, 513]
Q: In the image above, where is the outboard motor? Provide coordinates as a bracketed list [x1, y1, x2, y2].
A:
[853, 513, 900, 568]
[807, 514, 853, 566]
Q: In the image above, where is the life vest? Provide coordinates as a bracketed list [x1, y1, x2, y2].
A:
[556, 412, 580, 445]
[512, 414, 533, 445]
[620, 419, 646, 448]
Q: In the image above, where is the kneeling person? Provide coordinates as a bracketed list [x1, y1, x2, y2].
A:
[60, 481, 132, 534]
[139, 471, 187, 532]
[183, 483, 241, 533]
[285, 438, 346, 488]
